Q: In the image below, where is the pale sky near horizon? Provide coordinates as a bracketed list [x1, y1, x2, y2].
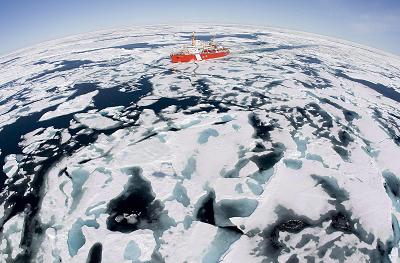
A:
[0, 0, 399, 55]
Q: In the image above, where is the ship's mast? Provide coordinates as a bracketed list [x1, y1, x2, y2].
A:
[191, 31, 196, 46]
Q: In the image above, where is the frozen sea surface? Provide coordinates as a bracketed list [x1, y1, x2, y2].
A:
[0, 24, 400, 262]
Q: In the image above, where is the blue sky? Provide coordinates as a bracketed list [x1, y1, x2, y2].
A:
[0, 0, 399, 55]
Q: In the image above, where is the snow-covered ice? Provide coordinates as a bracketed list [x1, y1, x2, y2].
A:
[0, 24, 399, 262]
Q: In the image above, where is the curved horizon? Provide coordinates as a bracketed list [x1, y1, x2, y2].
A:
[0, 0, 399, 56]
[1, 23, 399, 59]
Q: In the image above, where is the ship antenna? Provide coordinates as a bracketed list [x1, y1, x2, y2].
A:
[192, 31, 196, 46]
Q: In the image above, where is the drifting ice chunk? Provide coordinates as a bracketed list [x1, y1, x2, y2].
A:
[99, 105, 124, 116]
[74, 112, 121, 130]
[60, 129, 71, 144]
[3, 154, 19, 178]
[137, 95, 161, 107]
[39, 90, 98, 121]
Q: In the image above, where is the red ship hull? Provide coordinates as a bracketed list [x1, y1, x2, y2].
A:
[171, 50, 230, 63]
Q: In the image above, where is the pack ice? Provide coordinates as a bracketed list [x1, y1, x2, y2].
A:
[0, 24, 400, 262]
